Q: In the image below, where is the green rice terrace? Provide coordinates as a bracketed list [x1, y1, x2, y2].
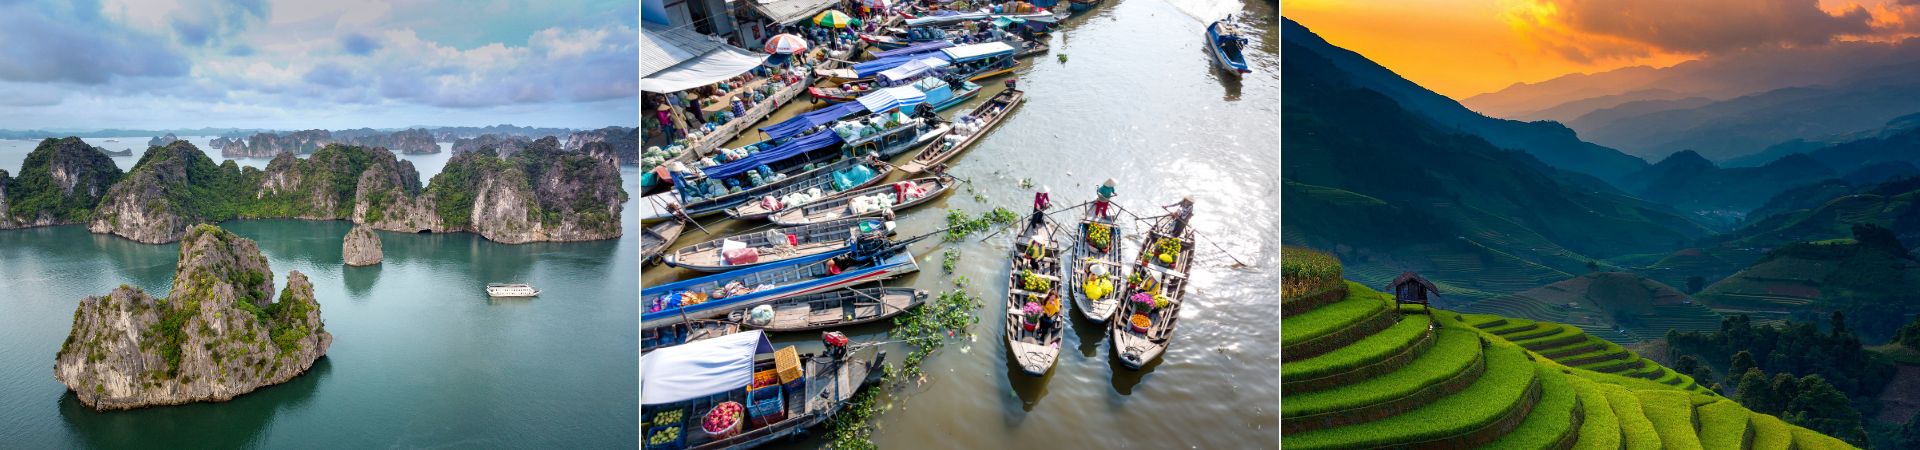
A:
[1457, 272, 1724, 345]
[1281, 250, 1857, 449]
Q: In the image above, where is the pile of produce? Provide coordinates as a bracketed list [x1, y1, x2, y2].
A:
[849, 192, 898, 214]
[648, 426, 680, 447]
[1020, 270, 1050, 292]
[1148, 237, 1183, 266]
[703, 402, 746, 438]
[1129, 313, 1151, 333]
[652, 409, 684, 426]
[1086, 223, 1112, 252]
[1081, 268, 1113, 299]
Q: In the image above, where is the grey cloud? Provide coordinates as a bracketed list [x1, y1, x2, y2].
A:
[303, 63, 359, 88]
[0, 1, 189, 84]
[1536, 0, 1875, 54]
[341, 33, 381, 55]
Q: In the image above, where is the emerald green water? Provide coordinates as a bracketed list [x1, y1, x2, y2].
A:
[0, 165, 640, 447]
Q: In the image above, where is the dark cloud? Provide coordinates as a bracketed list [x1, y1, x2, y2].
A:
[341, 33, 381, 55]
[1529, 0, 1876, 54]
[302, 63, 358, 88]
[0, 1, 188, 84]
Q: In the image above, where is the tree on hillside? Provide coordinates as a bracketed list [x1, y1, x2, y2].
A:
[1894, 314, 1920, 349]
[1676, 355, 1715, 389]
[1852, 223, 1912, 260]
[1735, 369, 1780, 414]
[1898, 413, 1920, 450]
[1786, 375, 1869, 446]
[1727, 351, 1757, 389]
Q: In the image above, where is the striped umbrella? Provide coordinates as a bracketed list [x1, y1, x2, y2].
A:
[763, 34, 809, 54]
[813, 10, 855, 28]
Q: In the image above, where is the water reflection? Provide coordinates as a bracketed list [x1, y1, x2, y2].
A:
[59, 357, 331, 449]
[1003, 343, 1056, 411]
[342, 264, 381, 298]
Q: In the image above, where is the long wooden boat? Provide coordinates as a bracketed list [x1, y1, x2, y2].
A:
[683, 157, 894, 220]
[728, 287, 926, 332]
[813, 65, 869, 85]
[839, 117, 951, 160]
[1070, 204, 1126, 324]
[644, 249, 920, 329]
[1005, 213, 1064, 376]
[1111, 200, 1196, 369]
[663, 217, 883, 273]
[642, 320, 738, 353]
[643, 218, 687, 265]
[900, 89, 1024, 174]
[1067, 0, 1102, 13]
[642, 334, 885, 450]
[724, 158, 904, 220]
[770, 176, 956, 226]
[807, 84, 869, 103]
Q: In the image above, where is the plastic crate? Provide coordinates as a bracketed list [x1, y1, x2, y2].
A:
[645, 425, 685, 450]
[748, 386, 786, 427]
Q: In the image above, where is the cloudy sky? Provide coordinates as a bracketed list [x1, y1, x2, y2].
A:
[1287, 0, 1920, 98]
[0, 0, 636, 131]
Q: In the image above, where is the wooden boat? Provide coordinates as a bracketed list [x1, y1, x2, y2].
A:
[769, 176, 955, 226]
[684, 157, 894, 220]
[1067, 0, 1102, 13]
[663, 217, 883, 273]
[724, 158, 903, 220]
[807, 84, 871, 103]
[942, 42, 1019, 81]
[641, 332, 885, 450]
[644, 248, 920, 329]
[836, 117, 950, 160]
[1206, 18, 1251, 75]
[1069, 204, 1125, 324]
[643, 218, 687, 265]
[813, 65, 869, 85]
[1111, 200, 1196, 369]
[642, 320, 738, 353]
[1005, 212, 1064, 376]
[727, 287, 926, 332]
[900, 89, 1024, 174]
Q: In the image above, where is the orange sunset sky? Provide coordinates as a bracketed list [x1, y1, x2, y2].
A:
[1285, 0, 1920, 100]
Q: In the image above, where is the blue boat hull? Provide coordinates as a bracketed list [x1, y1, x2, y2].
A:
[643, 251, 920, 328]
[1206, 21, 1251, 75]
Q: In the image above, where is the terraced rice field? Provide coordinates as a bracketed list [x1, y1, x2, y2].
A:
[1281, 280, 1853, 449]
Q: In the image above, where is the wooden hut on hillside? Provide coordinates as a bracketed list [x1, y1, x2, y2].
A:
[1388, 272, 1438, 311]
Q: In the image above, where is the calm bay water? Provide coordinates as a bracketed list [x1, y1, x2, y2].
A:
[644, 0, 1279, 448]
[0, 142, 639, 447]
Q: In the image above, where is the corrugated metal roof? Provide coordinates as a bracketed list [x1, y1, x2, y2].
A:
[745, 0, 839, 25]
[642, 27, 732, 77]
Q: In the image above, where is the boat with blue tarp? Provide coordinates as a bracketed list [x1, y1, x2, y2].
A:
[643, 241, 919, 328]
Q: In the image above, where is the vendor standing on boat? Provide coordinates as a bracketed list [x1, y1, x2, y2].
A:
[1170, 196, 1195, 235]
[1095, 178, 1118, 219]
[1029, 186, 1051, 228]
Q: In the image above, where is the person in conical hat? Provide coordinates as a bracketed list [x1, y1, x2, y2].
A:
[1095, 178, 1118, 219]
[1030, 186, 1051, 228]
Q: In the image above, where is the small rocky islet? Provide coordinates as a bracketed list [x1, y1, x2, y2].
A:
[342, 224, 382, 266]
[0, 135, 627, 244]
[55, 224, 331, 411]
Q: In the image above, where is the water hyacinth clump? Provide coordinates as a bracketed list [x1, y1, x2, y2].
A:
[827, 280, 984, 449]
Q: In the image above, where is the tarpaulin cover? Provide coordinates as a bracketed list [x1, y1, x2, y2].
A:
[701, 128, 843, 179]
[871, 40, 953, 59]
[855, 85, 927, 113]
[877, 57, 950, 83]
[905, 11, 989, 26]
[642, 46, 770, 93]
[941, 41, 1015, 62]
[760, 101, 869, 140]
[641, 330, 774, 405]
[852, 51, 952, 78]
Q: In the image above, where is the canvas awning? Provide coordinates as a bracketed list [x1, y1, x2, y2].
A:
[700, 128, 843, 179]
[745, 0, 841, 25]
[941, 42, 1015, 62]
[877, 57, 950, 84]
[643, 46, 771, 93]
[641, 330, 774, 405]
[643, 27, 731, 77]
[852, 51, 951, 78]
[760, 101, 868, 140]
[871, 40, 953, 59]
[856, 86, 927, 113]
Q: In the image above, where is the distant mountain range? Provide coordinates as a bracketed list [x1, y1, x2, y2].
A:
[1461, 38, 1920, 163]
[0, 124, 601, 141]
[1282, 18, 1708, 299]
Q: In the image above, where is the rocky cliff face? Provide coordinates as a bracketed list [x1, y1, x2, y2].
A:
[340, 128, 439, 154]
[430, 138, 625, 243]
[342, 225, 382, 266]
[565, 127, 638, 166]
[0, 137, 124, 228]
[246, 130, 334, 156]
[147, 133, 178, 148]
[349, 149, 445, 233]
[89, 141, 256, 243]
[55, 224, 330, 410]
[452, 134, 535, 158]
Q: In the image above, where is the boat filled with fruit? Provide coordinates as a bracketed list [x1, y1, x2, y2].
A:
[1004, 210, 1064, 376]
[642, 330, 885, 450]
[1070, 203, 1126, 324]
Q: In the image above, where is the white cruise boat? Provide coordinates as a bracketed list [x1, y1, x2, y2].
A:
[485, 283, 540, 297]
